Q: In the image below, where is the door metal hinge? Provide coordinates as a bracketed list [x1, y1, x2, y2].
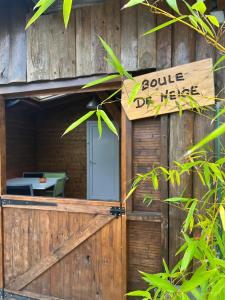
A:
[1, 199, 57, 207]
[110, 206, 125, 218]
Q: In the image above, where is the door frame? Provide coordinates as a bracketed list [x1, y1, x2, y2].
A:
[0, 76, 130, 299]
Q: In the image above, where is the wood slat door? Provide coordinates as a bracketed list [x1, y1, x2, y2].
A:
[1, 196, 126, 300]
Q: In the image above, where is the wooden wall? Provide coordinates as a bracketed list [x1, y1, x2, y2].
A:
[6, 105, 36, 179]
[1, 0, 223, 296]
[0, 0, 27, 84]
[0, 0, 156, 84]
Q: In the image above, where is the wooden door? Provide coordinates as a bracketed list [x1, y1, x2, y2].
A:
[1, 195, 126, 300]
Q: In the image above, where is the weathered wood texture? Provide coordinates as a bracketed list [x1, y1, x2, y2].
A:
[127, 221, 161, 291]
[169, 16, 196, 268]
[193, 33, 215, 201]
[156, 6, 171, 266]
[0, 0, 27, 84]
[27, 12, 76, 81]
[132, 118, 161, 212]
[3, 199, 123, 299]
[26, 0, 156, 82]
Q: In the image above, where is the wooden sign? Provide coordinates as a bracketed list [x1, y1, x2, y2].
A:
[121, 59, 215, 120]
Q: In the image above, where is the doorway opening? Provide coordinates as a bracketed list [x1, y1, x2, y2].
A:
[5, 91, 121, 201]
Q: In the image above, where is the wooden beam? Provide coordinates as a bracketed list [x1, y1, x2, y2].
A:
[1, 195, 119, 214]
[121, 107, 132, 299]
[7, 214, 115, 291]
[0, 75, 122, 98]
[121, 108, 132, 211]
[4, 289, 63, 300]
[0, 97, 6, 195]
[0, 96, 6, 292]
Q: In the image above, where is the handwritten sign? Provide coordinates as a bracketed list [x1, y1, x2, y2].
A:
[121, 59, 215, 120]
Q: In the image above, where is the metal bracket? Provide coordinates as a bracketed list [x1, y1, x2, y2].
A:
[110, 206, 125, 218]
[1, 199, 57, 207]
[0, 288, 4, 299]
[3, 291, 36, 299]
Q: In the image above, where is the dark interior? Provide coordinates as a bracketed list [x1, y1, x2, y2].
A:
[6, 92, 121, 199]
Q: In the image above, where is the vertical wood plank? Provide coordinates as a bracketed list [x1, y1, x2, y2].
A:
[8, 0, 27, 83]
[90, 3, 107, 73]
[193, 20, 215, 201]
[121, 108, 132, 298]
[0, 1, 10, 84]
[75, 7, 92, 76]
[121, 1, 138, 71]
[49, 12, 76, 80]
[156, 5, 171, 265]
[137, 4, 156, 69]
[105, 0, 121, 73]
[0, 0, 27, 84]
[26, 16, 50, 82]
[169, 20, 196, 268]
[27, 12, 76, 82]
[121, 109, 132, 211]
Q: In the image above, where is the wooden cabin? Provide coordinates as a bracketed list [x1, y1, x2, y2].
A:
[0, 0, 224, 299]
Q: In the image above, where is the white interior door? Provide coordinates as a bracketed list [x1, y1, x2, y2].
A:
[87, 121, 120, 201]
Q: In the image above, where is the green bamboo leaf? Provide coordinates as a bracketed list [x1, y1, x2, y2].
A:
[219, 205, 225, 231]
[162, 259, 170, 275]
[192, 1, 206, 14]
[126, 290, 151, 297]
[165, 0, 180, 14]
[99, 36, 132, 78]
[63, 0, 73, 28]
[62, 111, 96, 136]
[122, 0, 145, 9]
[186, 123, 225, 156]
[207, 15, 220, 27]
[209, 163, 224, 182]
[180, 268, 216, 292]
[96, 110, 102, 138]
[183, 200, 197, 233]
[82, 74, 121, 89]
[189, 15, 198, 28]
[34, 0, 48, 9]
[128, 82, 142, 105]
[213, 55, 225, 69]
[216, 157, 225, 165]
[203, 164, 211, 188]
[184, 0, 214, 37]
[152, 173, 159, 190]
[26, 0, 56, 29]
[125, 186, 137, 201]
[165, 197, 190, 203]
[140, 272, 177, 292]
[180, 241, 197, 272]
[209, 278, 225, 300]
[211, 106, 225, 123]
[99, 109, 118, 136]
[144, 16, 186, 36]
